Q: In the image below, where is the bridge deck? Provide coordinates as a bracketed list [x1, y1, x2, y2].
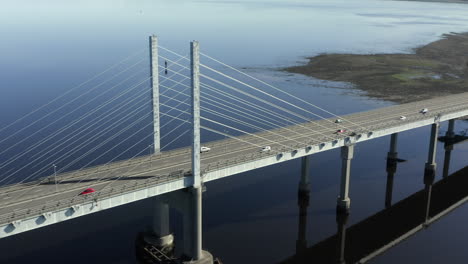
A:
[1, 92, 468, 236]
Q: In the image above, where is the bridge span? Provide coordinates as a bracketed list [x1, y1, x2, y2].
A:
[1, 91, 468, 237]
[1, 37, 468, 263]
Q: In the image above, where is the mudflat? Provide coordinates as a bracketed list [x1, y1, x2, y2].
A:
[284, 32, 468, 103]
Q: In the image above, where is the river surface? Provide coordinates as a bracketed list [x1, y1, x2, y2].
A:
[1, 0, 468, 263]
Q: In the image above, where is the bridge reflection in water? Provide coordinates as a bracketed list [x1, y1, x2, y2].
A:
[281, 139, 468, 264]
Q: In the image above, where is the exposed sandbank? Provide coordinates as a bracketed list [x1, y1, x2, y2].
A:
[284, 32, 468, 103]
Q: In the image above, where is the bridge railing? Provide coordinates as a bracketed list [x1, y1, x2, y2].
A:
[0, 171, 186, 226]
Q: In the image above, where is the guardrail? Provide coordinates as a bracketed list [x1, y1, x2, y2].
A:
[0, 171, 185, 225]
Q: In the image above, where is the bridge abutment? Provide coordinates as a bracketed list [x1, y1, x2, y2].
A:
[337, 145, 354, 214]
[424, 123, 439, 178]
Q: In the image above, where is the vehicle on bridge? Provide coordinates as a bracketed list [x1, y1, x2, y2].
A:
[261, 146, 271, 152]
[79, 188, 95, 195]
[200, 146, 211, 153]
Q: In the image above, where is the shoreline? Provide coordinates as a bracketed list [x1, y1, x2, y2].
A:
[284, 32, 468, 103]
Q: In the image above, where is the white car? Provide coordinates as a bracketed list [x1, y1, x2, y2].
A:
[399, 116, 407, 120]
[200, 146, 211, 153]
[261, 146, 271, 152]
[335, 119, 343, 123]
[420, 108, 428, 114]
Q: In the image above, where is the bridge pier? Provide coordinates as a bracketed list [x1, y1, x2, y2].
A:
[385, 133, 398, 208]
[296, 156, 310, 256]
[182, 187, 212, 264]
[337, 145, 354, 214]
[149, 198, 174, 247]
[443, 120, 455, 178]
[446, 119, 455, 138]
[299, 156, 311, 192]
[387, 133, 398, 161]
[424, 123, 439, 178]
[443, 143, 453, 178]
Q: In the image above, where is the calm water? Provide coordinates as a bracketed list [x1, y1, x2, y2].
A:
[1, 0, 468, 263]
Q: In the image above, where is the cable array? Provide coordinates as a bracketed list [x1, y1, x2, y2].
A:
[0, 42, 371, 209]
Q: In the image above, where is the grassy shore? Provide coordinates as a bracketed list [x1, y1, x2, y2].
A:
[284, 32, 468, 103]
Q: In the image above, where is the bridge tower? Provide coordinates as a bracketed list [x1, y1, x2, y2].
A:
[184, 40, 212, 263]
[150, 35, 161, 154]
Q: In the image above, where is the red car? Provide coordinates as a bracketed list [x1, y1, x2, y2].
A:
[335, 129, 347, 134]
[79, 188, 96, 195]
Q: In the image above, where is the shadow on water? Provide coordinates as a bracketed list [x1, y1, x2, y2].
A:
[280, 142, 468, 264]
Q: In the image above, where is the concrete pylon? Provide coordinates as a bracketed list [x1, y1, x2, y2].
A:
[185, 40, 212, 264]
[424, 123, 439, 178]
[385, 133, 398, 208]
[442, 143, 453, 178]
[337, 145, 354, 214]
[296, 156, 310, 258]
[446, 119, 455, 138]
[148, 198, 174, 247]
[149, 35, 160, 154]
[442, 119, 456, 178]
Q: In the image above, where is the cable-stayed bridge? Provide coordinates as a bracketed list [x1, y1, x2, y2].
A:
[1, 36, 468, 263]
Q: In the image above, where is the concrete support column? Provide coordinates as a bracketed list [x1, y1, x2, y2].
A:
[443, 144, 453, 178]
[296, 156, 310, 257]
[446, 119, 455, 138]
[387, 133, 398, 160]
[425, 123, 439, 177]
[299, 156, 310, 192]
[151, 198, 174, 247]
[149, 35, 160, 154]
[183, 187, 204, 260]
[385, 133, 398, 208]
[337, 145, 354, 214]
